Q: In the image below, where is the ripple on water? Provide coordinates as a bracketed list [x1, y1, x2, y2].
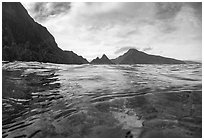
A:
[2, 62, 202, 138]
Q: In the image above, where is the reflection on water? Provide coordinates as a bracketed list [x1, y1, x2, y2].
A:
[2, 61, 202, 138]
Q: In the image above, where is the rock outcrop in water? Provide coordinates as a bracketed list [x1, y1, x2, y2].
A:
[2, 2, 88, 64]
[112, 49, 185, 64]
[91, 54, 114, 64]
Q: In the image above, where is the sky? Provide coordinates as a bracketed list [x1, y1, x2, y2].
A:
[22, 2, 202, 61]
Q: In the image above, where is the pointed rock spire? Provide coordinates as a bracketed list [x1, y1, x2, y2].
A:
[91, 54, 114, 64]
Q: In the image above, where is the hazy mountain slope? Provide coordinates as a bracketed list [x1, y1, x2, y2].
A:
[184, 60, 201, 64]
[112, 49, 185, 64]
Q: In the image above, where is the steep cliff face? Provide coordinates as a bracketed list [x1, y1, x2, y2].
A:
[2, 2, 88, 64]
[91, 54, 114, 64]
[112, 49, 185, 64]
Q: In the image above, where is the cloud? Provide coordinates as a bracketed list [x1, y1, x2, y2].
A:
[114, 46, 138, 54]
[155, 2, 183, 20]
[142, 46, 153, 52]
[115, 44, 153, 55]
[187, 2, 202, 20]
[23, 2, 71, 21]
[22, 2, 202, 61]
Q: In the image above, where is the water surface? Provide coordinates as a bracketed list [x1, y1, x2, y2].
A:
[2, 62, 202, 138]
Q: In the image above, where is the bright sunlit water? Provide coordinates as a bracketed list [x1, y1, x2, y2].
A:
[2, 61, 202, 138]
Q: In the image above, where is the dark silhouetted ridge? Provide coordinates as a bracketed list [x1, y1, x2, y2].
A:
[2, 2, 88, 64]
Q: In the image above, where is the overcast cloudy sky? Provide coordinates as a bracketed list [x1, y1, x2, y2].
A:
[22, 2, 202, 61]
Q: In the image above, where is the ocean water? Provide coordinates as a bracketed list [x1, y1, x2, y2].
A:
[2, 61, 202, 138]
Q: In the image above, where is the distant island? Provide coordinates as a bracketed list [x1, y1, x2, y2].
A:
[2, 3, 200, 65]
[112, 49, 185, 64]
[90, 54, 114, 64]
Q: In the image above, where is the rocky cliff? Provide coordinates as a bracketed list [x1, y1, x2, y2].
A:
[2, 2, 88, 64]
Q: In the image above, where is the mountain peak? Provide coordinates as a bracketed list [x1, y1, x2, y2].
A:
[127, 48, 139, 53]
[101, 54, 108, 59]
[91, 54, 114, 64]
[112, 48, 185, 64]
